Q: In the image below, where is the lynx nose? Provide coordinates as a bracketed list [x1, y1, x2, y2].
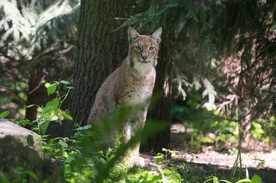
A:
[142, 56, 148, 60]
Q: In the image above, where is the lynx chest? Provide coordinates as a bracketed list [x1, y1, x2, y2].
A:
[115, 71, 155, 106]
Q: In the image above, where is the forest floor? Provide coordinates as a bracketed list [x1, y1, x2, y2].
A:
[175, 150, 276, 170]
[165, 124, 276, 182]
[172, 150, 276, 182]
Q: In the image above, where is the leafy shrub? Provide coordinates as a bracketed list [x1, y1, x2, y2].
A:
[2, 81, 263, 182]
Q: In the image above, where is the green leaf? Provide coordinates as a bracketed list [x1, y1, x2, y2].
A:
[39, 119, 51, 135]
[219, 180, 232, 183]
[25, 171, 39, 180]
[75, 125, 92, 131]
[26, 104, 35, 108]
[251, 174, 262, 183]
[58, 140, 68, 148]
[236, 178, 251, 183]
[60, 80, 70, 85]
[162, 148, 167, 152]
[212, 176, 219, 183]
[59, 109, 73, 120]
[43, 146, 52, 152]
[0, 111, 9, 118]
[45, 98, 60, 109]
[47, 82, 58, 96]
[204, 176, 213, 183]
[65, 156, 75, 163]
[162, 169, 171, 175]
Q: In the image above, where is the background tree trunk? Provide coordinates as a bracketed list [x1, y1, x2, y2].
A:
[141, 31, 173, 153]
[25, 67, 47, 129]
[64, 0, 149, 136]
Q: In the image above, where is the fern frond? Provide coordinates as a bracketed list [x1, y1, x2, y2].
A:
[202, 78, 217, 111]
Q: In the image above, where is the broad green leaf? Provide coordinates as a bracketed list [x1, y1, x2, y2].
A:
[25, 171, 39, 180]
[59, 110, 73, 120]
[45, 98, 60, 109]
[251, 174, 262, 183]
[58, 140, 68, 148]
[162, 169, 171, 175]
[39, 119, 51, 135]
[43, 146, 52, 152]
[65, 156, 75, 163]
[0, 111, 9, 118]
[47, 82, 58, 96]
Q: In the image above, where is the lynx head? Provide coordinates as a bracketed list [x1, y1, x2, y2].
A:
[127, 27, 162, 69]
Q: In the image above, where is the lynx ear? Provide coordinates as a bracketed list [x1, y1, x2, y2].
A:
[128, 27, 140, 42]
[151, 27, 162, 43]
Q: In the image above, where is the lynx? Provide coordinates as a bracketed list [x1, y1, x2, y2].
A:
[88, 27, 162, 166]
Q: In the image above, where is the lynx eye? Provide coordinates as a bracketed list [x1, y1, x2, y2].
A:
[134, 45, 142, 51]
[149, 46, 155, 51]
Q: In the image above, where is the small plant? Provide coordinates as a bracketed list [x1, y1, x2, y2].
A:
[14, 166, 39, 183]
[251, 121, 265, 141]
[207, 148, 263, 183]
[26, 80, 73, 134]
[154, 148, 179, 164]
[4, 80, 266, 183]
[204, 174, 261, 183]
[253, 156, 265, 168]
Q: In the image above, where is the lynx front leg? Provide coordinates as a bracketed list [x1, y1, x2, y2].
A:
[123, 110, 147, 167]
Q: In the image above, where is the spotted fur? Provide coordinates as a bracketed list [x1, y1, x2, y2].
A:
[88, 27, 162, 166]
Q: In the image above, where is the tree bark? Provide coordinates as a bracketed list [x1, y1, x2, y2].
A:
[66, 0, 173, 154]
[25, 67, 47, 129]
[64, 0, 149, 136]
[140, 31, 173, 153]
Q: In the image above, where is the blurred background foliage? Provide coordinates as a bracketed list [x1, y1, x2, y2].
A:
[0, 0, 79, 120]
[0, 0, 275, 151]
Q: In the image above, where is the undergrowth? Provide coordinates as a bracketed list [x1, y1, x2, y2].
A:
[0, 81, 263, 182]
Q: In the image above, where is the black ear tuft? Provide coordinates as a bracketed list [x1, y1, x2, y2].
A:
[152, 27, 162, 43]
[128, 27, 140, 42]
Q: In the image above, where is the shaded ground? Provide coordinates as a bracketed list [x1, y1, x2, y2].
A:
[172, 151, 276, 183]
[142, 150, 276, 183]
[166, 124, 276, 182]
[172, 160, 276, 183]
[176, 150, 276, 170]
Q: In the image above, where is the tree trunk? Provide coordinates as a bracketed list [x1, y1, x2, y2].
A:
[141, 32, 174, 154]
[64, 0, 149, 136]
[25, 67, 47, 129]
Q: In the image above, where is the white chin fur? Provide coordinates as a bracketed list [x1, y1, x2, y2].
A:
[133, 57, 154, 75]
